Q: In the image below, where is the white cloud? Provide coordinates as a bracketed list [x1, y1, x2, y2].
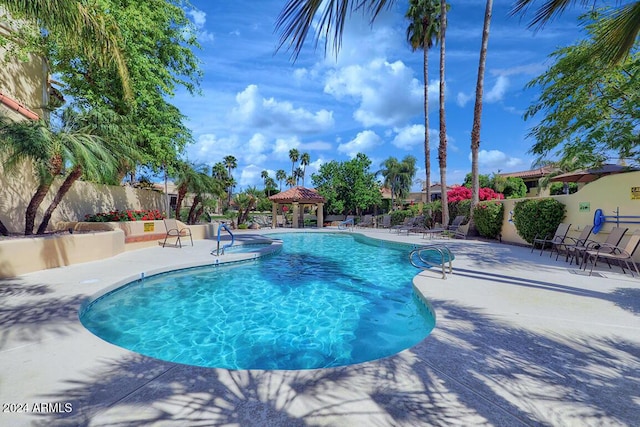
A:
[473, 149, 524, 171]
[324, 59, 422, 127]
[231, 85, 334, 134]
[239, 164, 263, 188]
[187, 9, 214, 43]
[485, 75, 509, 103]
[456, 91, 473, 107]
[337, 130, 382, 158]
[392, 125, 424, 150]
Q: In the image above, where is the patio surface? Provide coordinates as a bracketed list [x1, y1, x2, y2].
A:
[1, 228, 639, 426]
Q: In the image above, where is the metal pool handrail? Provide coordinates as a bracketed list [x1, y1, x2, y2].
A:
[409, 245, 453, 279]
[213, 223, 235, 255]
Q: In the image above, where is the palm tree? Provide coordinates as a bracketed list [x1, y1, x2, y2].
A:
[300, 152, 310, 186]
[469, 0, 493, 227]
[294, 167, 304, 186]
[223, 155, 237, 208]
[0, 109, 124, 235]
[512, 0, 640, 65]
[438, 1, 449, 227]
[406, 0, 442, 205]
[288, 148, 300, 178]
[261, 170, 270, 188]
[286, 175, 297, 188]
[0, 0, 132, 99]
[276, 169, 287, 191]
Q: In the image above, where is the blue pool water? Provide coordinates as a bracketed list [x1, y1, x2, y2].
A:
[80, 233, 435, 370]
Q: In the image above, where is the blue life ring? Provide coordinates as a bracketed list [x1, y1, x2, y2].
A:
[593, 208, 605, 234]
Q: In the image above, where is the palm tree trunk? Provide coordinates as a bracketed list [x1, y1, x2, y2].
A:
[187, 194, 201, 224]
[423, 42, 431, 205]
[175, 187, 187, 219]
[438, 2, 449, 227]
[0, 219, 9, 236]
[470, 0, 493, 227]
[36, 167, 83, 235]
[24, 181, 53, 235]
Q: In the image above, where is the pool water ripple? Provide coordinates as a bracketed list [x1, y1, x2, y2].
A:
[81, 233, 435, 370]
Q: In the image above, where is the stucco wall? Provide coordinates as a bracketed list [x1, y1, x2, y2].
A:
[499, 171, 640, 262]
[0, 161, 165, 233]
[0, 15, 48, 121]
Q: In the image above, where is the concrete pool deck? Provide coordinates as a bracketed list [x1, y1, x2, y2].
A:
[1, 228, 638, 426]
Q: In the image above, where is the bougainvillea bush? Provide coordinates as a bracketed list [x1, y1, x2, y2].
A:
[447, 186, 504, 202]
[84, 209, 165, 222]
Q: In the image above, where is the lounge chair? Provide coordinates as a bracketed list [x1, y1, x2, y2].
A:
[396, 216, 422, 234]
[338, 215, 355, 230]
[554, 225, 593, 262]
[583, 229, 640, 276]
[424, 215, 465, 239]
[531, 222, 571, 257]
[390, 217, 414, 233]
[379, 214, 392, 229]
[356, 215, 375, 228]
[162, 218, 193, 248]
[569, 226, 628, 266]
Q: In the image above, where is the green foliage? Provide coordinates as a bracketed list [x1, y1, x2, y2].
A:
[463, 173, 491, 189]
[473, 202, 503, 239]
[513, 198, 566, 244]
[312, 153, 381, 215]
[525, 11, 640, 166]
[449, 199, 470, 223]
[390, 210, 414, 226]
[502, 177, 527, 199]
[549, 182, 579, 195]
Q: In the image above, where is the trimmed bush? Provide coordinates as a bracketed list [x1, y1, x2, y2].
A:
[390, 209, 413, 226]
[513, 198, 565, 243]
[84, 209, 165, 222]
[473, 201, 503, 239]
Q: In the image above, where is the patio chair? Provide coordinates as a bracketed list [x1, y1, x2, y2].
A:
[338, 215, 355, 230]
[356, 215, 375, 228]
[390, 216, 414, 233]
[379, 214, 392, 229]
[554, 225, 593, 262]
[531, 222, 571, 257]
[583, 229, 640, 276]
[569, 226, 628, 267]
[424, 215, 466, 239]
[162, 218, 193, 248]
[396, 216, 423, 234]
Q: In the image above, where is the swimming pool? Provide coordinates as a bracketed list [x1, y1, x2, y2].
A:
[80, 232, 435, 370]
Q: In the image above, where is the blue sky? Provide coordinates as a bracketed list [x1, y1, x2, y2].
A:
[173, 0, 585, 191]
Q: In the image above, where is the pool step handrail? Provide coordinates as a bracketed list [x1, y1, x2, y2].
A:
[409, 245, 453, 279]
[213, 223, 235, 255]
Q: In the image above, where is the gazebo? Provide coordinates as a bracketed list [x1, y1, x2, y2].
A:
[268, 186, 325, 228]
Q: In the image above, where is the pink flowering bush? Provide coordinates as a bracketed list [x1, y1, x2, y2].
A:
[447, 186, 504, 202]
[84, 209, 165, 222]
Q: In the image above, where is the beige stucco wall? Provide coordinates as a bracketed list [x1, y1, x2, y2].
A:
[499, 171, 640, 263]
[0, 161, 165, 233]
[0, 14, 48, 121]
[0, 229, 125, 278]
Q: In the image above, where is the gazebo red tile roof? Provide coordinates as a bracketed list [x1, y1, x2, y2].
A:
[269, 186, 325, 203]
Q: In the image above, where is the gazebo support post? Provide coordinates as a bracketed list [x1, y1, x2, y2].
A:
[317, 203, 324, 228]
[292, 202, 300, 228]
[271, 203, 278, 228]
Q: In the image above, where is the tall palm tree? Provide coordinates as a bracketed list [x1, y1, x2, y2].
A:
[406, 0, 442, 205]
[276, 169, 287, 191]
[438, 1, 449, 227]
[223, 155, 237, 207]
[0, 0, 132, 99]
[470, 0, 493, 226]
[288, 148, 300, 178]
[300, 152, 310, 186]
[294, 167, 304, 186]
[512, 0, 640, 65]
[261, 170, 270, 188]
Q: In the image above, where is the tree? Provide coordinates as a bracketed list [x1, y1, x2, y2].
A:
[172, 161, 216, 223]
[379, 155, 417, 211]
[525, 13, 640, 167]
[438, 1, 449, 227]
[223, 155, 237, 207]
[0, 0, 133, 99]
[300, 152, 310, 186]
[312, 153, 381, 215]
[406, 0, 442, 205]
[261, 170, 270, 188]
[276, 169, 287, 191]
[469, 0, 493, 227]
[511, 0, 640, 65]
[51, 0, 201, 175]
[288, 148, 300, 178]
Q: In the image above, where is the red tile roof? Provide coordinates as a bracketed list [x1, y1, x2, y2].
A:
[498, 166, 558, 179]
[268, 186, 325, 203]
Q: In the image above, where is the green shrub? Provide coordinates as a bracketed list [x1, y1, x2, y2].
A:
[473, 201, 503, 239]
[84, 209, 164, 222]
[513, 198, 566, 243]
[449, 199, 471, 223]
[390, 209, 413, 226]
